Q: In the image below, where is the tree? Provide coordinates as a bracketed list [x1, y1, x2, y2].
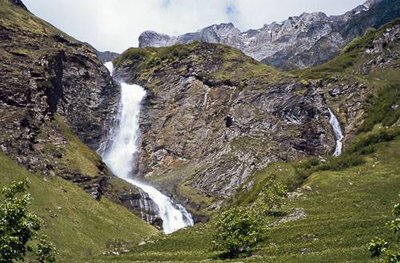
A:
[212, 176, 287, 258]
[0, 179, 56, 263]
[368, 195, 400, 262]
[213, 207, 262, 258]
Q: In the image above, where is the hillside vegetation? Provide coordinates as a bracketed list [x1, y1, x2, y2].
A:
[97, 131, 400, 262]
[0, 152, 157, 262]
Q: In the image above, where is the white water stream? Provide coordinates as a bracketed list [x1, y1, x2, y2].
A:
[100, 62, 193, 234]
[328, 108, 344, 156]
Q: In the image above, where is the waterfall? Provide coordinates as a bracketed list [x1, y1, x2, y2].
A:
[100, 62, 194, 234]
[328, 108, 344, 157]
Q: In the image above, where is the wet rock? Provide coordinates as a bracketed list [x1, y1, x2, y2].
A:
[118, 188, 162, 228]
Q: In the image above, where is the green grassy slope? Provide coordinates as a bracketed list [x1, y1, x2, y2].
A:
[0, 0, 76, 40]
[0, 152, 157, 262]
[95, 127, 400, 262]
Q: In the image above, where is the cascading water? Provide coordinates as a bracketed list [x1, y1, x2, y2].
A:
[328, 108, 344, 157]
[100, 62, 194, 234]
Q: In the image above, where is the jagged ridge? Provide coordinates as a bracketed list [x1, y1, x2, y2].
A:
[139, 0, 400, 70]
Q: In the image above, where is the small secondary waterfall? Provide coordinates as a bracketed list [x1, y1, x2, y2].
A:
[328, 108, 344, 156]
[100, 62, 194, 234]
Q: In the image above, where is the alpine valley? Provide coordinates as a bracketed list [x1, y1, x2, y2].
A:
[0, 0, 399, 262]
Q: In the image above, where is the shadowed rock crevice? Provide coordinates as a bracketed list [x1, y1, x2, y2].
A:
[47, 51, 66, 116]
[10, 0, 27, 10]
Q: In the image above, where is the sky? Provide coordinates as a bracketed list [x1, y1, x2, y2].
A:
[23, 0, 366, 53]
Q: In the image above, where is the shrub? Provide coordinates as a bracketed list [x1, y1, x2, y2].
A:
[319, 154, 365, 171]
[368, 237, 389, 257]
[213, 207, 262, 258]
[0, 179, 56, 263]
[213, 177, 288, 258]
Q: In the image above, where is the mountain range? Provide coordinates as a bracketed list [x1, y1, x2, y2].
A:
[139, 0, 400, 69]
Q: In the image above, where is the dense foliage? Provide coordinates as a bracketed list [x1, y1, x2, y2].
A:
[213, 207, 262, 258]
[213, 177, 287, 258]
[0, 179, 55, 263]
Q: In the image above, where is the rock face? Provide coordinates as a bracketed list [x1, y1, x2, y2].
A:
[116, 17, 400, 213]
[96, 50, 120, 63]
[113, 42, 372, 213]
[0, 0, 160, 225]
[10, 0, 27, 10]
[139, 0, 400, 70]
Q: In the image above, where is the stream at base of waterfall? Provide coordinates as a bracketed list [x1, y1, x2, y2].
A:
[99, 62, 193, 234]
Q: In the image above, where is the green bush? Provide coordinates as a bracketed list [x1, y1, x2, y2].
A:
[212, 207, 262, 258]
[213, 177, 288, 258]
[0, 179, 56, 263]
[319, 154, 365, 171]
[368, 237, 389, 257]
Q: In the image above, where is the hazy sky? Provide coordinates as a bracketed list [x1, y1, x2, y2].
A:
[24, 0, 366, 53]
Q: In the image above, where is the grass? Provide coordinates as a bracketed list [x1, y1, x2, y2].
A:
[56, 116, 104, 177]
[256, 136, 400, 262]
[94, 127, 400, 262]
[114, 42, 198, 73]
[0, 0, 75, 40]
[115, 41, 284, 90]
[359, 69, 400, 133]
[0, 152, 157, 263]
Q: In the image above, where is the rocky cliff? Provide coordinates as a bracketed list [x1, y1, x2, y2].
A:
[139, 0, 400, 70]
[113, 32, 384, 214]
[96, 50, 120, 63]
[0, 0, 161, 225]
